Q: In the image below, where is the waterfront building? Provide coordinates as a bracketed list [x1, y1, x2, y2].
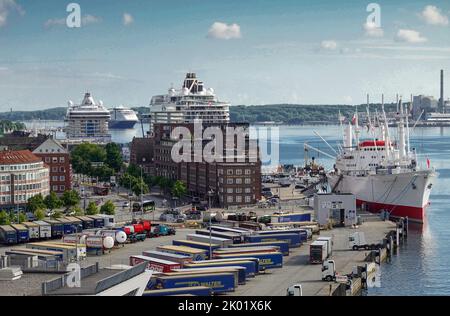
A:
[0, 150, 50, 209]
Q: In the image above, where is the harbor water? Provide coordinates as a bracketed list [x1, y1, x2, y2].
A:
[24, 121, 450, 295]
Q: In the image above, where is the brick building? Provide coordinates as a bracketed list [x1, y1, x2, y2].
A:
[32, 138, 72, 194]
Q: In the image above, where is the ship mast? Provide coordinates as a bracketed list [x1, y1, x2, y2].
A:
[398, 98, 407, 161]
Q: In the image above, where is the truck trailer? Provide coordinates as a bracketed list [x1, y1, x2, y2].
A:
[143, 286, 212, 297]
[245, 233, 302, 247]
[130, 255, 182, 273]
[258, 229, 308, 242]
[152, 272, 236, 294]
[195, 230, 243, 244]
[34, 221, 52, 239]
[186, 234, 233, 248]
[214, 252, 283, 270]
[157, 245, 208, 261]
[0, 225, 18, 244]
[142, 250, 192, 265]
[310, 240, 328, 264]
[22, 222, 40, 240]
[172, 240, 220, 258]
[229, 241, 290, 256]
[183, 260, 257, 278]
[10, 224, 29, 243]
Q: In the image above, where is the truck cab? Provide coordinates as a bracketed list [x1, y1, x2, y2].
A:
[322, 260, 336, 281]
[286, 284, 303, 296]
[349, 232, 367, 250]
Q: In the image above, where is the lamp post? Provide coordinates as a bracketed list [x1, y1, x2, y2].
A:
[207, 190, 215, 259]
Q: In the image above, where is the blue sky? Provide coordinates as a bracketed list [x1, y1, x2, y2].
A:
[0, 0, 450, 110]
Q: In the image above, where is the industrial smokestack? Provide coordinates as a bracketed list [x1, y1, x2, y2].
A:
[440, 69, 444, 112]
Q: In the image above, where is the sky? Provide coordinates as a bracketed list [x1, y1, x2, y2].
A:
[0, 0, 450, 111]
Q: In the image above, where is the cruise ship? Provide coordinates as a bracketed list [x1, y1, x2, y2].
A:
[327, 101, 437, 223]
[109, 106, 139, 129]
[149, 73, 230, 130]
[65, 92, 112, 143]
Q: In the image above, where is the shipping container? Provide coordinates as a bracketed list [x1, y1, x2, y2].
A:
[258, 229, 308, 242]
[186, 234, 232, 248]
[55, 218, 76, 235]
[27, 242, 84, 262]
[183, 260, 257, 278]
[245, 233, 302, 248]
[22, 222, 40, 240]
[214, 246, 280, 258]
[64, 217, 83, 232]
[0, 225, 17, 244]
[172, 240, 220, 258]
[10, 224, 29, 243]
[157, 245, 207, 261]
[44, 220, 64, 238]
[143, 286, 212, 297]
[142, 250, 192, 265]
[9, 248, 64, 261]
[310, 240, 328, 264]
[195, 229, 243, 244]
[130, 255, 182, 273]
[229, 241, 290, 256]
[75, 216, 94, 229]
[6, 249, 60, 267]
[171, 267, 246, 285]
[270, 212, 312, 223]
[40, 242, 87, 260]
[34, 221, 52, 239]
[215, 252, 283, 270]
[153, 272, 236, 294]
[189, 258, 260, 274]
[210, 226, 252, 236]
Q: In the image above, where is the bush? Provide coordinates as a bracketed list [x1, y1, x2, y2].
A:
[34, 209, 45, 221]
[86, 202, 99, 215]
[100, 201, 115, 216]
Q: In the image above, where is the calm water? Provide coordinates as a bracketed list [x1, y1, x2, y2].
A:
[25, 121, 450, 295]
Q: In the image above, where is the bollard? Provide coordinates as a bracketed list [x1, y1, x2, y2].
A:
[404, 217, 409, 239]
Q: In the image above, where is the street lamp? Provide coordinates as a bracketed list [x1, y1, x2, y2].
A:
[207, 190, 215, 259]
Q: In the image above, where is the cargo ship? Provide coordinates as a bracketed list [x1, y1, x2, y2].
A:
[327, 101, 437, 223]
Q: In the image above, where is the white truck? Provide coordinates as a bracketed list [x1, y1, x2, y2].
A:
[349, 232, 380, 250]
[317, 236, 333, 256]
[322, 259, 352, 285]
[286, 284, 303, 296]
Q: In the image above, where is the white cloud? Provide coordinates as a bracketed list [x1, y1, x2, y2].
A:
[420, 5, 448, 26]
[44, 14, 101, 28]
[123, 13, 134, 26]
[0, 0, 24, 28]
[395, 29, 427, 43]
[207, 22, 241, 40]
[363, 21, 384, 37]
[320, 40, 338, 50]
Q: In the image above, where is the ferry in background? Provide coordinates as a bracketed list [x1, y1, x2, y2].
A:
[326, 99, 437, 223]
[109, 106, 139, 129]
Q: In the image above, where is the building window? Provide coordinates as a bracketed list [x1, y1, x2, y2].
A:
[227, 169, 233, 175]
[60, 185, 65, 191]
[52, 167, 58, 172]
[235, 178, 242, 184]
[227, 196, 233, 203]
[227, 188, 233, 194]
[52, 176, 58, 181]
[245, 188, 251, 193]
[53, 185, 58, 191]
[60, 157, 65, 163]
[52, 157, 58, 163]
[60, 167, 65, 172]
[236, 169, 242, 175]
[245, 169, 251, 175]
[235, 196, 242, 203]
[236, 188, 242, 194]
[60, 176, 65, 181]
[245, 196, 251, 203]
[245, 178, 251, 184]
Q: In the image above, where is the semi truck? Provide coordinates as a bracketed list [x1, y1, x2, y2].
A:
[210, 226, 252, 236]
[172, 267, 247, 285]
[130, 255, 182, 273]
[44, 220, 64, 238]
[0, 225, 18, 244]
[349, 232, 380, 250]
[213, 246, 280, 258]
[172, 240, 221, 258]
[310, 240, 328, 264]
[195, 229, 243, 244]
[22, 222, 40, 240]
[258, 229, 308, 242]
[214, 252, 283, 270]
[270, 212, 312, 223]
[143, 286, 212, 297]
[186, 258, 260, 276]
[245, 233, 302, 247]
[10, 224, 29, 243]
[229, 241, 290, 256]
[157, 245, 208, 261]
[34, 221, 52, 239]
[317, 236, 333, 256]
[142, 250, 192, 265]
[186, 234, 233, 248]
[183, 260, 257, 278]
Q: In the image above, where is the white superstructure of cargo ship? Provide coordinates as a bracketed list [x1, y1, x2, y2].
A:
[109, 106, 139, 129]
[65, 92, 111, 143]
[149, 73, 230, 130]
[327, 101, 437, 223]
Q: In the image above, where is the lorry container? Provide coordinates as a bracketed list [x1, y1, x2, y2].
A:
[44, 220, 64, 238]
[64, 217, 83, 232]
[172, 240, 220, 258]
[214, 252, 283, 270]
[0, 225, 18, 244]
[6, 249, 60, 267]
[229, 241, 290, 256]
[317, 236, 333, 256]
[210, 226, 252, 236]
[310, 240, 328, 264]
[183, 260, 257, 278]
[186, 234, 232, 248]
[27, 242, 84, 262]
[142, 250, 192, 265]
[98, 214, 116, 228]
[75, 216, 94, 229]
[55, 218, 75, 235]
[213, 246, 280, 257]
[171, 267, 246, 285]
[22, 222, 40, 240]
[157, 245, 207, 261]
[86, 215, 105, 228]
[245, 233, 301, 247]
[153, 272, 236, 294]
[130, 255, 182, 272]
[34, 221, 52, 239]
[195, 229, 243, 244]
[39, 242, 87, 260]
[143, 286, 211, 297]
[10, 224, 29, 243]
[8, 248, 64, 261]
[258, 229, 308, 242]
[270, 212, 312, 223]
[189, 258, 260, 274]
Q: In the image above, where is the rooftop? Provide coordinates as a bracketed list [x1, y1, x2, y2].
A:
[0, 150, 42, 165]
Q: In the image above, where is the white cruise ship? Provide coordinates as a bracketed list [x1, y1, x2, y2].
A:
[109, 106, 139, 129]
[149, 73, 230, 130]
[65, 92, 111, 143]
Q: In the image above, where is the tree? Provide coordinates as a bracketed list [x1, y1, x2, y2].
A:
[132, 178, 149, 197]
[0, 210, 10, 225]
[61, 190, 81, 208]
[27, 194, 46, 213]
[172, 181, 187, 199]
[106, 143, 123, 172]
[34, 209, 45, 221]
[86, 201, 99, 215]
[100, 200, 115, 215]
[51, 210, 63, 219]
[44, 192, 62, 211]
[18, 212, 27, 223]
[71, 143, 107, 175]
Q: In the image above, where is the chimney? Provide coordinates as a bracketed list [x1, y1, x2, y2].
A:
[440, 69, 444, 111]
